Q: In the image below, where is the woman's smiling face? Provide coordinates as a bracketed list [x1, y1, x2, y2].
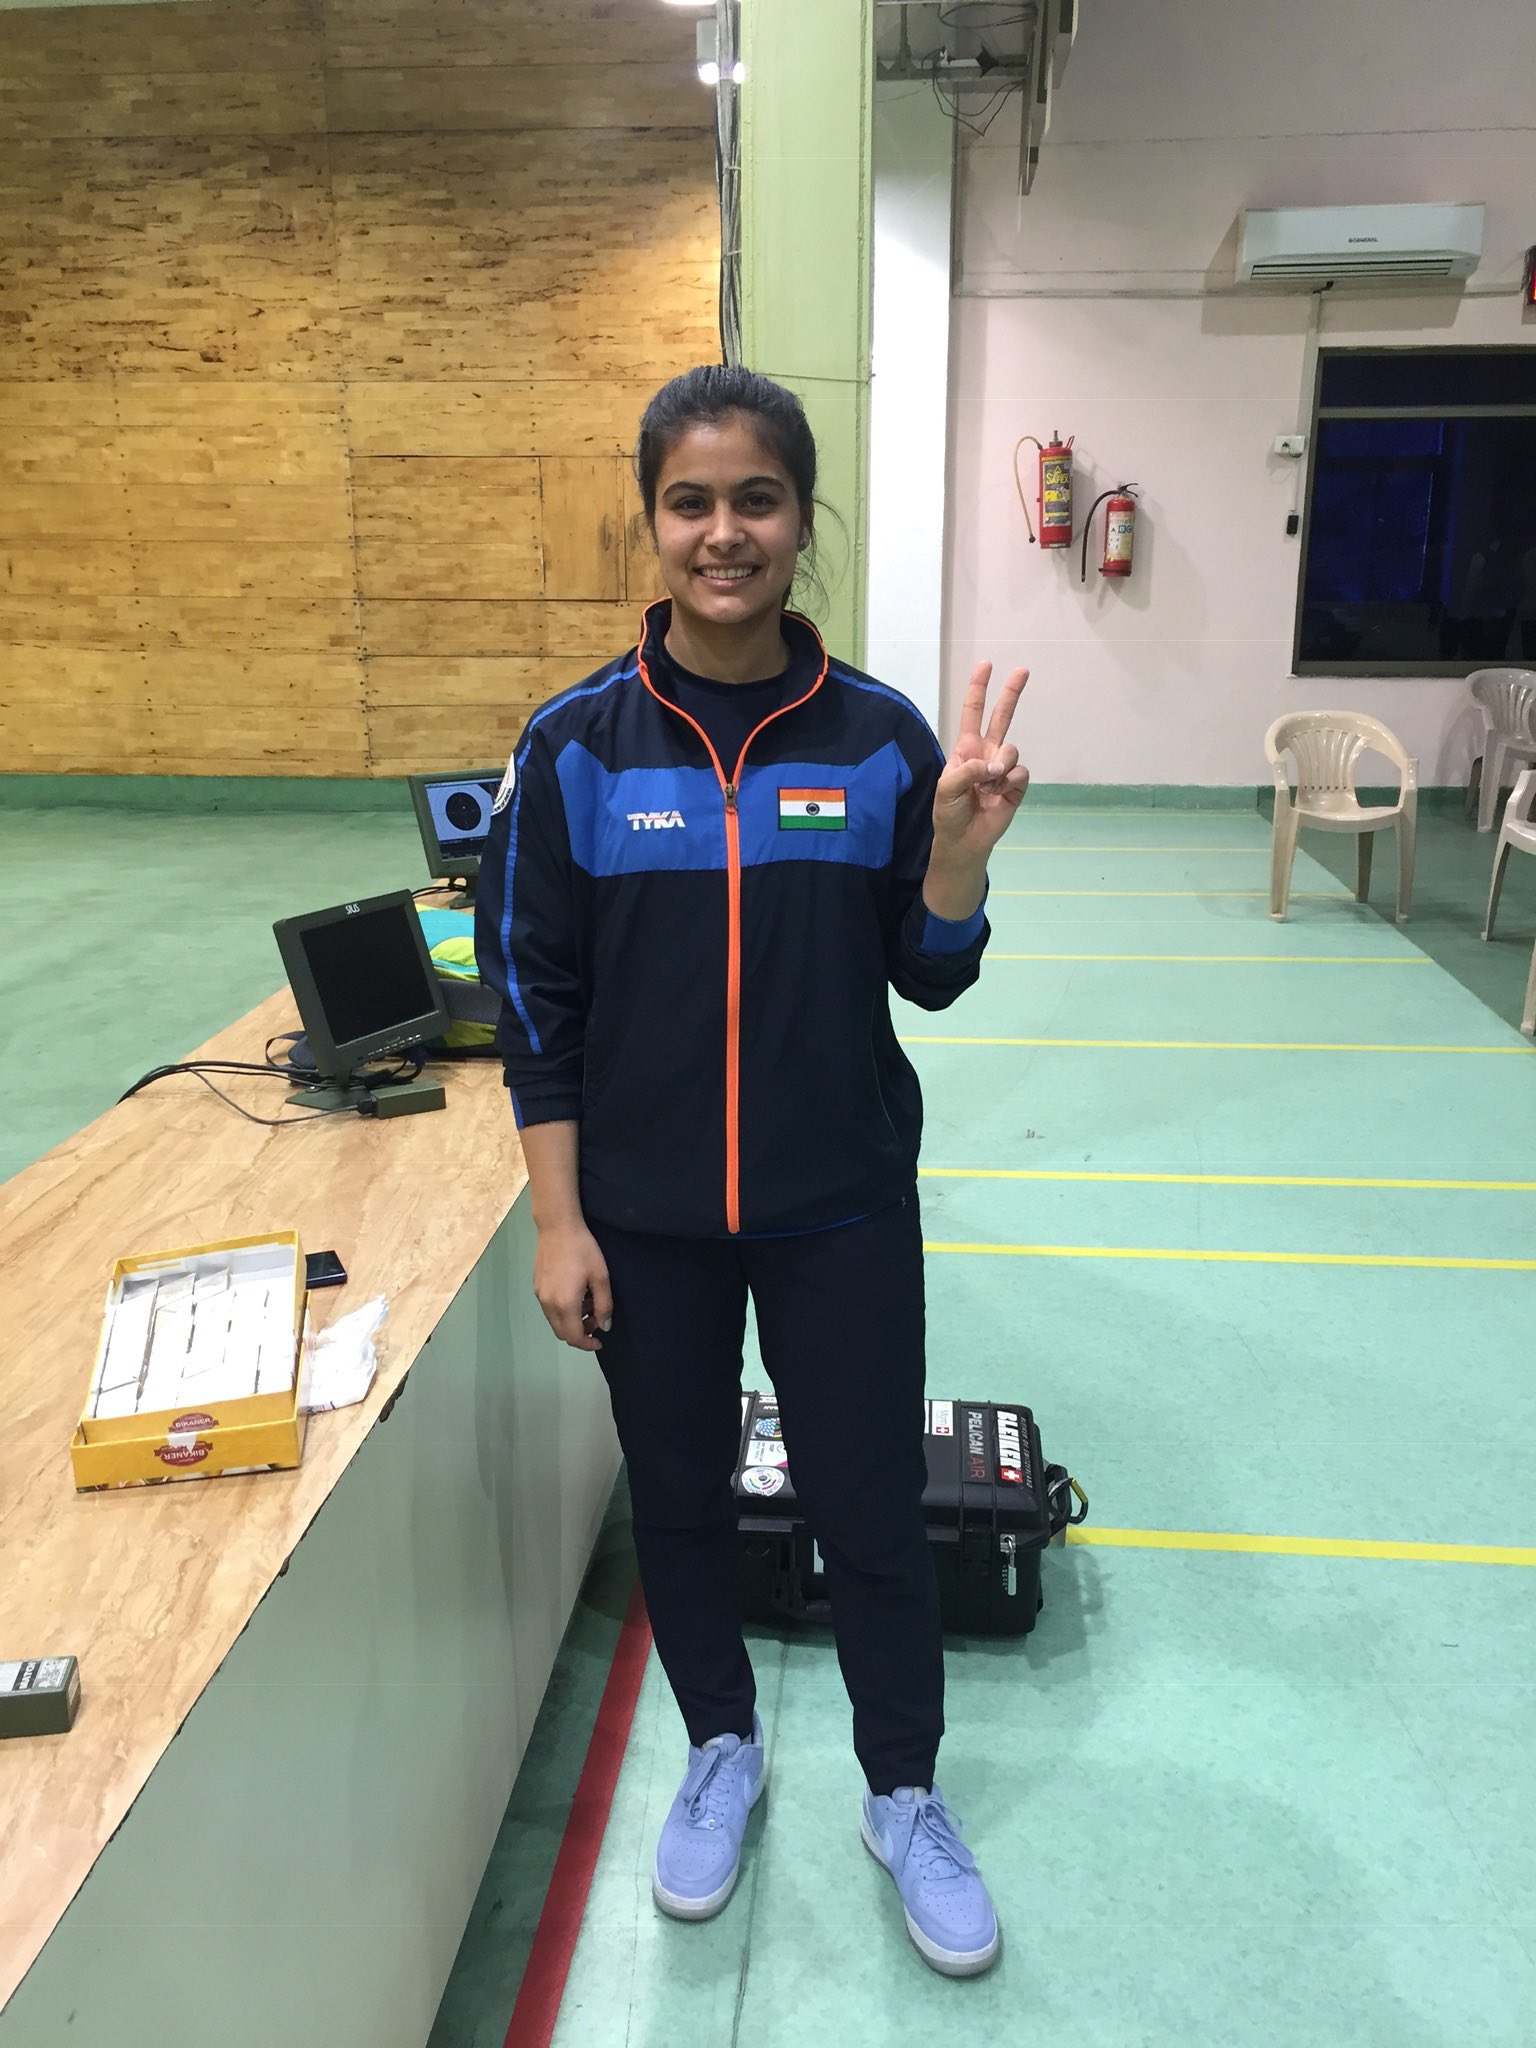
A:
[650, 414, 810, 637]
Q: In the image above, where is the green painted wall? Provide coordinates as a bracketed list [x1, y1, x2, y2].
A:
[740, 0, 874, 666]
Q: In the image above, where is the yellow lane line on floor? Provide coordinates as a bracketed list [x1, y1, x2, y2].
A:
[988, 953, 1427, 964]
[919, 1167, 1536, 1191]
[995, 845, 1267, 854]
[901, 1035, 1535, 1054]
[924, 1241, 1536, 1270]
[992, 889, 1348, 898]
[1065, 1527, 1536, 1568]
[1005, 808, 1253, 817]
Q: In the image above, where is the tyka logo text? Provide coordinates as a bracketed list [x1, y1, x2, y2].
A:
[626, 810, 687, 831]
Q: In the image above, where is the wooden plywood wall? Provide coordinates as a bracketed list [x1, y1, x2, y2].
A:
[0, 0, 718, 776]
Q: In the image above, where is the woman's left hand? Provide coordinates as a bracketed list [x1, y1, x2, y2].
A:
[931, 661, 1031, 861]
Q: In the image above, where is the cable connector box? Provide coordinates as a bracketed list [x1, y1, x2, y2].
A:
[1, 1657, 81, 1738]
[367, 1080, 446, 1119]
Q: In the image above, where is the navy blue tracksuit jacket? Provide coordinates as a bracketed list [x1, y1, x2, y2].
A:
[474, 603, 990, 1239]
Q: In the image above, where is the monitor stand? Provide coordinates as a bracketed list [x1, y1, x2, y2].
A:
[288, 1077, 375, 1112]
[447, 874, 476, 911]
[288, 1071, 446, 1118]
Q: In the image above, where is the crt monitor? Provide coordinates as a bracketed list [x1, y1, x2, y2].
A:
[408, 769, 504, 903]
[272, 890, 450, 1109]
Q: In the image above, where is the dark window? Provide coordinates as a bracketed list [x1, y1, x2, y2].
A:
[1318, 352, 1536, 411]
[1295, 349, 1536, 674]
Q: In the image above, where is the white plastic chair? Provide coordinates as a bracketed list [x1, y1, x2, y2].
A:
[1480, 766, 1536, 1036]
[1467, 668, 1536, 833]
[1482, 758, 1536, 926]
[1265, 711, 1418, 923]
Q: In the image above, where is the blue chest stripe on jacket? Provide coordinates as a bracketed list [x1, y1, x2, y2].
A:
[557, 740, 913, 877]
[501, 668, 637, 1050]
[737, 744, 910, 870]
[558, 748, 726, 874]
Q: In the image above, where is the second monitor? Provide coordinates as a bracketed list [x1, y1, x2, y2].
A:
[408, 769, 505, 907]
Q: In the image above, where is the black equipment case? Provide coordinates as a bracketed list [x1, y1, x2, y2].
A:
[734, 1393, 1086, 1636]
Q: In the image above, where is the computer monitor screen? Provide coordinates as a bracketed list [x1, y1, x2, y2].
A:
[273, 889, 450, 1086]
[299, 904, 432, 1047]
[408, 770, 503, 876]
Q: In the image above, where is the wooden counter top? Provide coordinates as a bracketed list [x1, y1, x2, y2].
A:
[0, 993, 525, 2011]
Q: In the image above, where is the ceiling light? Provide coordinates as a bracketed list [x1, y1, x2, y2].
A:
[696, 18, 719, 85]
[693, 16, 742, 86]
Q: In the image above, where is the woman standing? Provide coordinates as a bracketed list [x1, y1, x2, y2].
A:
[477, 366, 1028, 1978]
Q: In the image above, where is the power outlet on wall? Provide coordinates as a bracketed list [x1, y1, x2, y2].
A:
[1273, 434, 1307, 457]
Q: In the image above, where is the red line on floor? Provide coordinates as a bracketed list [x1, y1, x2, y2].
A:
[503, 1577, 653, 2048]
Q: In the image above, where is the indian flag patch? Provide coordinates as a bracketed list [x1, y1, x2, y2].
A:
[778, 786, 846, 831]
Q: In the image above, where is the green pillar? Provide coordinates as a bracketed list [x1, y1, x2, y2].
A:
[740, 0, 875, 666]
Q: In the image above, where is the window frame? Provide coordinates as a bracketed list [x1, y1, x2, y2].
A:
[1291, 344, 1536, 678]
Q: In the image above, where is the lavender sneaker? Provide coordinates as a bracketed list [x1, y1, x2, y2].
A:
[652, 1714, 767, 1919]
[861, 1784, 1000, 1976]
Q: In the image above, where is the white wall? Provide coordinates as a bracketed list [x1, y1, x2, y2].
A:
[867, 84, 955, 736]
[946, 0, 1536, 786]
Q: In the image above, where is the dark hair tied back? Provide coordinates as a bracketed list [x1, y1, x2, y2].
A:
[635, 365, 817, 523]
[634, 365, 838, 614]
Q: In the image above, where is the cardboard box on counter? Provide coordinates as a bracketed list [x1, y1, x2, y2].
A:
[71, 1232, 309, 1491]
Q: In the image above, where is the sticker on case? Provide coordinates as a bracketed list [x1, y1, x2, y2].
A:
[996, 1408, 1025, 1484]
[746, 1441, 788, 1467]
[929, 1401, 953, 1437]
[965, 1406, 988, 1482]
[742, 1468, 785, 1497]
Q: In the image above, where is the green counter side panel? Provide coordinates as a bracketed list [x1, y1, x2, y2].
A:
[0, 1200, 620, 2048]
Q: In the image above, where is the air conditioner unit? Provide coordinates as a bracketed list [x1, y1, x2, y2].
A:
[1237, 203, 1484, 284]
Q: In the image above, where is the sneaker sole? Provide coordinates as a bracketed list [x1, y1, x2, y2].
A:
[652, 1762, 768, 1922]
[859, 1815, 1002, 1978]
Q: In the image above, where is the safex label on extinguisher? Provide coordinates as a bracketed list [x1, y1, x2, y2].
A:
[1040, 455, 1073, 542]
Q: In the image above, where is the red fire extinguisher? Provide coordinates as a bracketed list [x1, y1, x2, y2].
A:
[1013, 433, 1075, 548]
[1081, 485, 1138, 582]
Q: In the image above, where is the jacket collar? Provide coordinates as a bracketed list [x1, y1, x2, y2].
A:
[636, 599, 830, 706]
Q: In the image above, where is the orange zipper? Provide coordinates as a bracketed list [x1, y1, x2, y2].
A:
[635, 605, 829, 1232]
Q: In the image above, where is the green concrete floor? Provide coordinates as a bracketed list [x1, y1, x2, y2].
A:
[5, 794, 1535, 2047]
[0, 803, 426, 1184]
[432, 804, 1536, 2048]
[1303, 801, 1536, 1035]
